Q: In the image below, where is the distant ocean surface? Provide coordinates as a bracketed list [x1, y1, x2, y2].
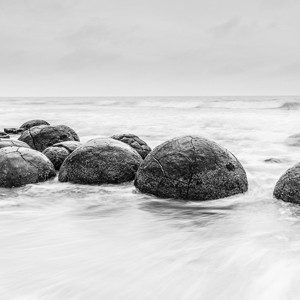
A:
[1, 96, 300, 300]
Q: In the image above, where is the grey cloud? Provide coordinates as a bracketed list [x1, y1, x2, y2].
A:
[209, 17, 240, 39]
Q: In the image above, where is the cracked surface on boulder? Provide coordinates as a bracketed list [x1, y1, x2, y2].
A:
[59, 138, 142, 184]
[18, 125, 80, 152]
[273, 162, 300, 204]
[20, 119, 50, 130]
[0, 147, 56, 188]
[134, 135, 248, 201]
[111, 133, 151, 159]
[0, 139, 31, 149]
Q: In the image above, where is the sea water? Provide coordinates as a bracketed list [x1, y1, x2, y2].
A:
[1, 96, 300, 299]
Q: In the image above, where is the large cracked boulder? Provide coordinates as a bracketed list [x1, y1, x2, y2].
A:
[59, 138, 142, 185]
[0, 147, 56, 188]
[111, 133, 151, 159]
[273, 163, 300, 203]
[43, 141, 82, 170]
[18, 125, 80, 152]
[0, 139, 31, 149]
[134, 135, 248, 201]
[20, 119, 50, 130]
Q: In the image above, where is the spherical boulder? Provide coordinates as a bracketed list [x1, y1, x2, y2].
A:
[20, 119, 50, 130]
[0, 147, 56, 188]
[273, 163, 300, 203]
[59, 138, 142, 184]
[111, 133, 151, 159]
[42, 141, 82, 170]
[0, 131, 10, 139]
[18, 125, 80, 152]
[0, 139, 31, 149]
[134, 135, 248, 201]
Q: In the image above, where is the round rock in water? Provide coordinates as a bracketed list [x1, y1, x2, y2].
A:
[43, 141, 82, 170]
[0, 147, 56, 188]
[59, 138, 142, 184]
[111, 133, 151, 159]
[0, 131, 10, 139]
[284, 134, 300, 146]
[134, 135, 248, 201]
[18, 125, 80, 152]
[20, 119, 50, 130]
[273, 163, 300, 204]
[0, 139, 31, 149]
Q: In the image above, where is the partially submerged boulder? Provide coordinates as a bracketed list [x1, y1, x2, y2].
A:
[284, 134, 300, 146]
[59, 138, 142, 184]
[111, 133, 151, 159]
[273, 163, 300, 204]
[20, 119, 50, 130]
[0, 131, 10, 139]
[0, 147, 56, 188]
[134, 135, 248, 201]
[43, 141, 82, 170]
[18, 125, 80, 152]
[4, 128, 25, 134]
[0, 139, 30, 149]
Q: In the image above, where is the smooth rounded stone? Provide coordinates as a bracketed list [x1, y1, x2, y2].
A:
[43, 147, 70, 170]
[4, 128, 25, 134]
[134, 135, 248, 201]
[20, 119, 50, 130]
[59, 138, 143, 184]
[0, 139, 31, 149]
[18, 125, 80, 152]
[0, 147, 56, 188]
[111, 133, 151, 159]
[284, 134, 300, 146]
[273, 163, 300, 204]
[0, 131, 10, 139]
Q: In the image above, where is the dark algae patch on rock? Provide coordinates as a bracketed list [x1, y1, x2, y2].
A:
[20, 119, 50, 130]
[274, 163, 300, 204]
[18, 125, 80, 152]
[134, 135, 248, 201]
[59, 138, 142, 185]
[0, 147, 56, 188]
[111, 133, 151, 159]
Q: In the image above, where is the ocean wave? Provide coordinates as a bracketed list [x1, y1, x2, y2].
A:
[277, 102, 300, 110]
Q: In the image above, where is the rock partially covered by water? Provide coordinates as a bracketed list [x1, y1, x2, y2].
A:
[18, 125, 80, 152]
[0, 131, 10, 139]
[4, 128, 25, 134]
[20, 119, 50, 130]
[59, 138, 142, 184]
[43, 141, 82, 170]
[284, 134, 300, 146]
[273, 163, 300, 203]
[0, 139, 31, 149]
[134, 135, 248, 201]
[0, 147, 56, 188]
[111, 133, 151, 159]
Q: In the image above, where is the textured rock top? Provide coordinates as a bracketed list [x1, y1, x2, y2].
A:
[20, 119, 50, 130]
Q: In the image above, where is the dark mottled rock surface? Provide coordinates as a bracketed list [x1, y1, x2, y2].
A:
[134, 135, 248, 201]
[4, 128, 25, 134]
[0, 139, 31, 149]
[0, 131, 10, 139]
[42, 141, 82, 170]
[59, 138, 142, 184]
[20, 120, 50, 130]
[0, 147, 56, 188]
[18, 125, 80, 152]
[273, 163, 300, 203]
[111, 133, 151, 159]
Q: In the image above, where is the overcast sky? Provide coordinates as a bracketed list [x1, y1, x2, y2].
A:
[0, 0, 299, 96]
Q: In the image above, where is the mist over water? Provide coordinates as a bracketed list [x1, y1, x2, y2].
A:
[1, 96, 300, 299]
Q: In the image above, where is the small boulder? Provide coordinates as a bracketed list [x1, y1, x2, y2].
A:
[274, 163, 300, 204]
[0, 139, 31, 149]
[264, 158, 282, 163]
[284, 134, 300, 146]
[134, 135, 248, 201]
[4, 128, 25, 134]
[0, 147, 56, 188]
[20, 119, 50, 130]
[111, 133, 151, 159]
[59, 138, 142, 184]
[18, 125, 80, 152]
[43, 141, 82, 170]
[0, 131, 10, 139]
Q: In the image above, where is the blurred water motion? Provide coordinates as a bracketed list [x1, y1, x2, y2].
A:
[1, 96, 300, 299]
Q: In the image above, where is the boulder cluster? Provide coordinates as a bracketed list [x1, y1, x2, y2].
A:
[0, 119, 251, 202]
